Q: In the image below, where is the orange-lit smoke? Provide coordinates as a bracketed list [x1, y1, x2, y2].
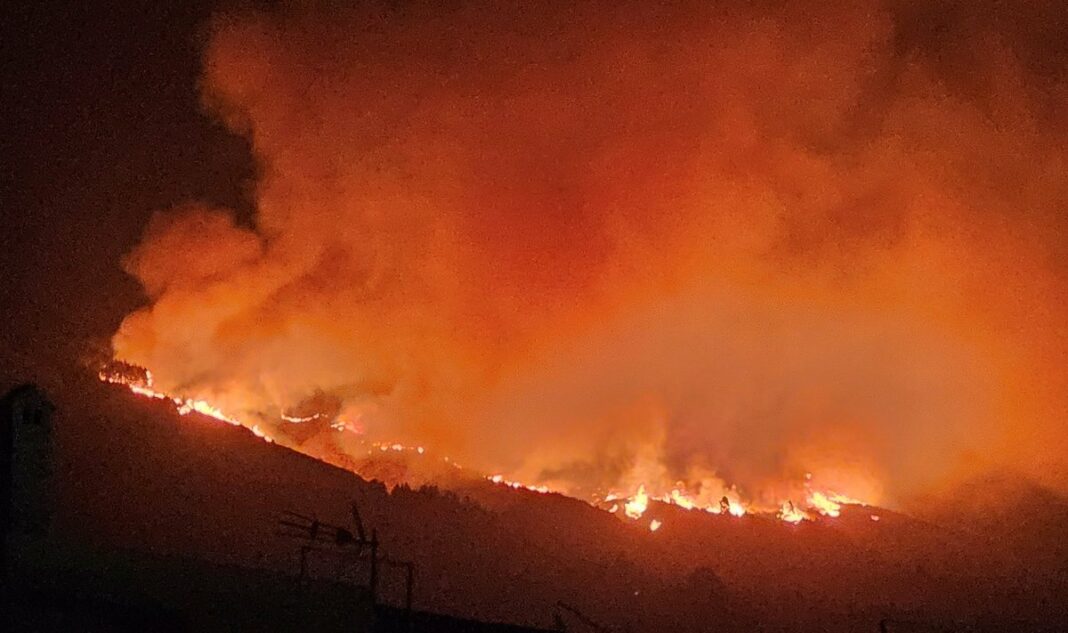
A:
[113, 1, 1068, 506]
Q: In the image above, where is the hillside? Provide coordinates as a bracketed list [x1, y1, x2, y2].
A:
[9, 364, 1068, 632]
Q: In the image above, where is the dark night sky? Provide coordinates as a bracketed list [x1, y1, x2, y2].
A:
[2, 1, 254, 374]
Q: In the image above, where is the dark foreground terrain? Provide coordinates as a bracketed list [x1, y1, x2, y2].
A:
[3, 363, 1067, 632]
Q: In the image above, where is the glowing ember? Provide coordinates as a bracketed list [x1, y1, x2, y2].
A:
[649, 519, 662, 532]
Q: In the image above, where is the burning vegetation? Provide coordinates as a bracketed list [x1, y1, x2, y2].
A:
[106, 0, 1068, 532]
[7, 1, 1068, 632]
[99, 361, 877, 529]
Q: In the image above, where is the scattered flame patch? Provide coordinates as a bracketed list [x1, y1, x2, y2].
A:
[778, 501, 808, 524]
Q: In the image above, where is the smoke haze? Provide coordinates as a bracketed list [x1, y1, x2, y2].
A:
[113, 0, 1068, 505]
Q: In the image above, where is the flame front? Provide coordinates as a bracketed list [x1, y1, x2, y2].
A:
[99, 365, 874, 527]
[100, 370, 271, 442]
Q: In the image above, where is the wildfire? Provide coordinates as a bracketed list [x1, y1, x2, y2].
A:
[623, 485, 650, 519]
[250, 424, 274, 442]
[608, 479, 869, 526]
[807, 490, 862, 518]
[98, 364, 873, 528]
[778, 501, 808, 524]
[373, 442, 425, 455]
[99, 369, 263, 438]
[280, 412, 323, 423]
[488, 474, 554, 494]
[667, 488, 696, 510]
[610, 483, 749, 521]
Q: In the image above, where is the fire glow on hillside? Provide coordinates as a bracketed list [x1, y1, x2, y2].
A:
[99, 365, 873, 527]
[105, 1, 1068, 528]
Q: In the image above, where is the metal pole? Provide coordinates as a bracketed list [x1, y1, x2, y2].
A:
[403, 559, 412, 614]
[369, 529, 379, 604]
[299, 545, 310, 580]
[297, 545, 311, 622]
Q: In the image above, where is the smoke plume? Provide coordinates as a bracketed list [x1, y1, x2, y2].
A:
[113, 0, 1068, 505]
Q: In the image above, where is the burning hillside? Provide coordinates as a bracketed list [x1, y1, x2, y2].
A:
[7, 1, 1068, 631]
[43, 368, 1068, 632]
[106, 0, 1067, 532]
[98, 362, 877, 530]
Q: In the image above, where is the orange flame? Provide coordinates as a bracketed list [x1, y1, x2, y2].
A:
[99, 366, 876, 528]
[100, 370, 270, 441]
[777, 501, 808, 524]
[623, 485, 650, 519]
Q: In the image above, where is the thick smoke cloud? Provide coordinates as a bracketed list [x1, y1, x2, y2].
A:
[114, 0, 1068, 505]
